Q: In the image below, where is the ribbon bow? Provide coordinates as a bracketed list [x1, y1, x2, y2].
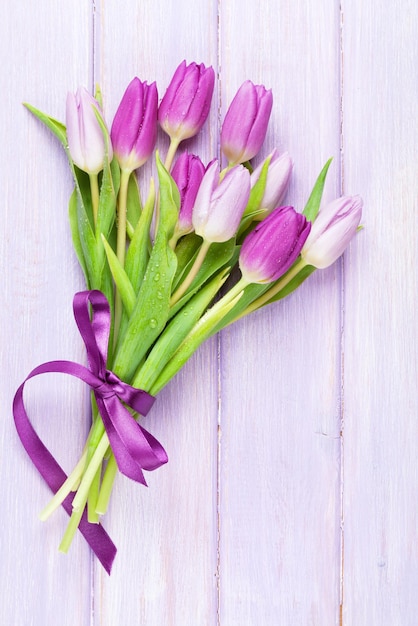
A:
[12, 290, 168, 574]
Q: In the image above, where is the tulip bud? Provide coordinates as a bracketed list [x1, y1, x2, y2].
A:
[239, 206, 311, 284]
[171, 152, 205, 236]
[66, 87, 112, 174]
[221, 80, 273, 166]
[301, 195, 363, 269]
[250, 150, 293, 218]
[192, 160, 251, 243]
[158, 60, 215, 142]
[110, 78, 158, 172]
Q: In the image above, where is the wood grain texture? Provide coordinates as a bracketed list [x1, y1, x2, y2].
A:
[341, 1, 418, 624]
[218, 1, 343, 623]
[1, 0, 417, 625]
[1, 2, 93, 625]
[93, 2, 220, 623]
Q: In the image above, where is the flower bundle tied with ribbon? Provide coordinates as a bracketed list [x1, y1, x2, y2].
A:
[14, 60, 363, 573]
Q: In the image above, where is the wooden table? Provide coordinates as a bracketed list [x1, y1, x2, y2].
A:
[1, 1, 417, 624]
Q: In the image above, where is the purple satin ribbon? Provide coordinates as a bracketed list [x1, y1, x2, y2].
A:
[12, 290, 168, 574]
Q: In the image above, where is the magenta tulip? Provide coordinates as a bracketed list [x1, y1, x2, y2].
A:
[221, 80, 273, 166]
[192, 160, 251, 243]
[301, 195, 363, 268]
[171, 152, 205, 236]
[111, 78, 158, 172]
[239, 206, 311, 284]
[66, 87, 112, 174]
[158, 60, 215, 142]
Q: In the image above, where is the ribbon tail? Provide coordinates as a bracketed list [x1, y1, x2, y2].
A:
[61, 494, 116, 575]
[96, 395, 168, 484]
[12, 377, 117, 574]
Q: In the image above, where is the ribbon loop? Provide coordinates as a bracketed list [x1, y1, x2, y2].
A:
[12, 289, 168, 573]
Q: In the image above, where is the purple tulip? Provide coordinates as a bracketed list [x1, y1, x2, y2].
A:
[66, 87, 112, 174]
[250, 150, 293, 217]
[111, 78, 158, 172]
[171, 152, 205, 236]
[158, 60, 215, 142]
[221, 80, 273, 166]
[192, 160, 251, 243]
[239, 206, 311, 284]
[301, 195, 363, 268]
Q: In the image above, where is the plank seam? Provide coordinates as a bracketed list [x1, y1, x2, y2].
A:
[339, 2, 346, 624]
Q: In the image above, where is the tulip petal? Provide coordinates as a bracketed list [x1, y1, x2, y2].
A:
[239, 206, 311, 283]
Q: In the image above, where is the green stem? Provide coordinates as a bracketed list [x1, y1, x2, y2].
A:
[207, 276, 248, 317]
[71, 433, 110, 512]
[59, 506, 86, 554]
[58, 433, 110, 551]
[149, 278, 248, 395]
[169, 231, 180, 250]
[39, 448, 88, 521]
[87, 466, 101, 523]
[39, 399, 104, 520]
[153, 137, 180, 238]
[87, 399, 106, 454]
[234, 259, 307, 321]
[95, 454, 118, 516]
[170, 240, 211, 306]
[89, 173, 100, 228]
[164, 137, 180, 172]
[114, 169, 131, 340]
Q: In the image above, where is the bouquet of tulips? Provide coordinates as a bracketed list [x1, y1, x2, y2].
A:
[13, 60, 362, 573]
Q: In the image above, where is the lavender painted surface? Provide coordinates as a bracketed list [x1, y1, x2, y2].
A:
[1, 1, 417, 624]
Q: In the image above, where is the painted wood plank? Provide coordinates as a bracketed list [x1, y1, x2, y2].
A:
[3, 1, 415, 624]
[0, 1, 94, 624]
[342, 1, 418, 624]
[93, 1, 221, 624]
[218, 1, 343, 623]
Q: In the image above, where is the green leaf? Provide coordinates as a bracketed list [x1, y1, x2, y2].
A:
[237, 209, 267, 242]
[214, 263, 317, 332]
[112, 153, 178, 382]
[172, 233, 202, 289]
[101, 234, 136, 316]
[210, 282, 271, 334]
[303, 158, 333, 222]
[24, 101, 115, 297]
[96, 156, 119, 242]
[23, 103, 67, 147]
[92, 110, 119, 295]
[126, 173, 143, 234]
[124, 179, 155, 294]
[150, 289, 243, 394]
[73, 177, 103, 287]
[154, 150, 179, 242]
[68, 189, 89, 286]
[133, 268, 229, 391]
[93, 105, 119, 242]
[261, 264, 316, 304]
[169, 237, 237, 318]
[71, 169, 112, 291]
[68, 189, 90, 288]
[242, 156, 270, 217]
